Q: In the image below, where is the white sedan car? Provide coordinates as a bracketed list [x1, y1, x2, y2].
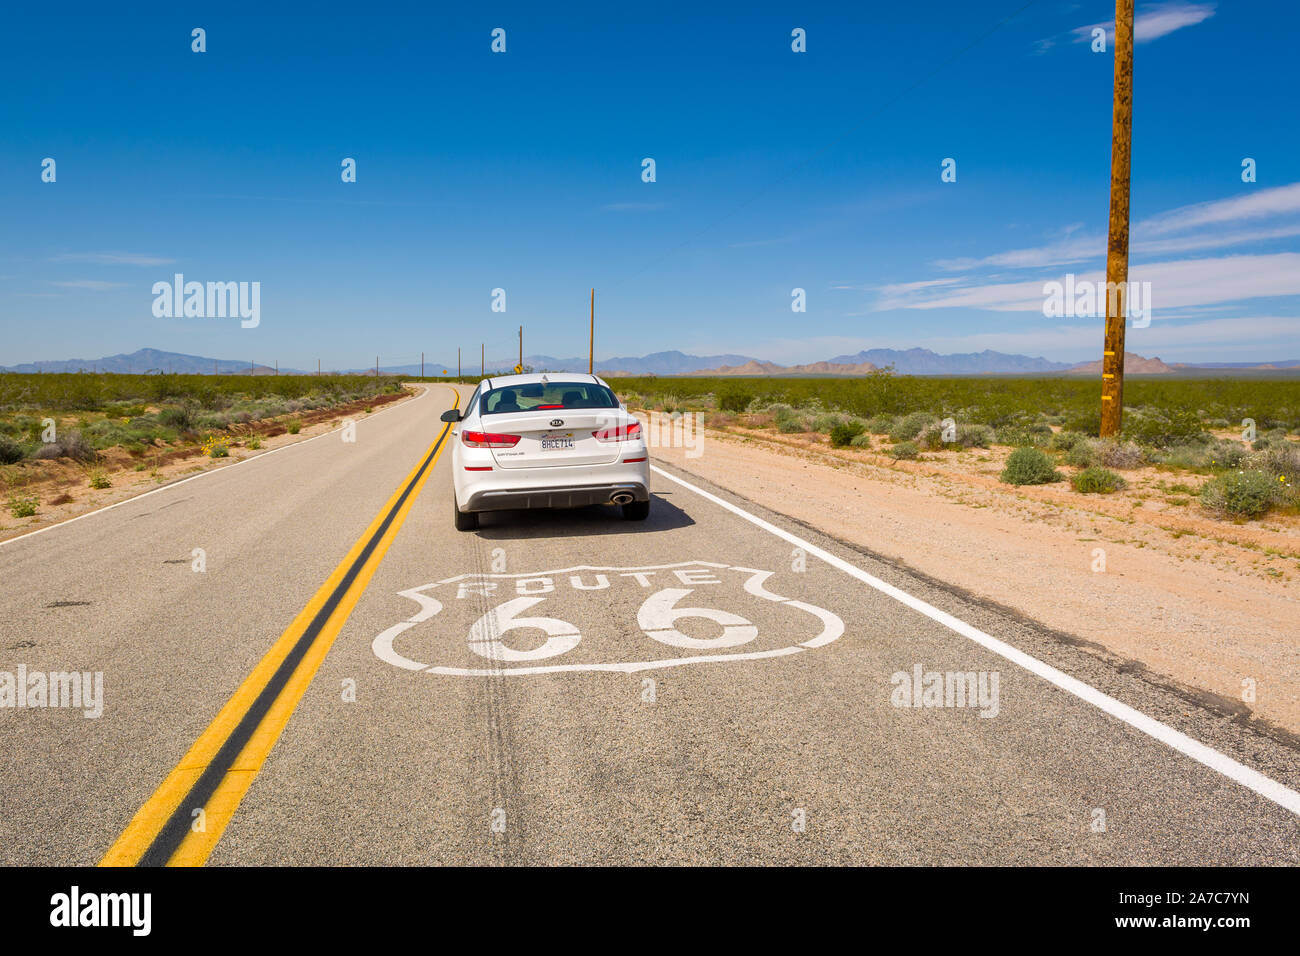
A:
[441, 373, 651, 530]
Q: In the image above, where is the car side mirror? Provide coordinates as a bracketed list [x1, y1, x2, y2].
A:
[440, 409, 462, 423]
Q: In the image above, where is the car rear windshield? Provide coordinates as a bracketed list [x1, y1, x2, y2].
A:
[482, 382, 620, 414]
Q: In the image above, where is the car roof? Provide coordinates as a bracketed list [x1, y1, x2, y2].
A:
[481, 372, 606, 389]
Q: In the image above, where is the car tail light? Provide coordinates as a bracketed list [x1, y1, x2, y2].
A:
[623, 456, 647, 463]
[592, 421, 642, 442]
[464, 466, 493, 471]
[462, 430, 520, 448]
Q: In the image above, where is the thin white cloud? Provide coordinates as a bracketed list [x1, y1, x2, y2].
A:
[1140, 182, 1300, 235]
[750, 316, 1297, 364]
[49, 252, 175, 266]
[1134, 225, 1300, 255]
[1071, 2, 1216, 45]
[873, 278, 964, 296]
[925, 316, 1299, 360]
[932, 182, 1300, 271]
[877, 253, 1300, 312]
[935, 235, 1102, 271]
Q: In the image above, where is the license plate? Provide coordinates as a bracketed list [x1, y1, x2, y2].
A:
[541, 433, 575, 451]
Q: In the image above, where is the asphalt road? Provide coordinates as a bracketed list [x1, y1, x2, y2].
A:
[2, 383, 1298, 865]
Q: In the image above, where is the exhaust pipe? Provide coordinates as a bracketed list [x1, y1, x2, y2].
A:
[610, 492, 635, 505]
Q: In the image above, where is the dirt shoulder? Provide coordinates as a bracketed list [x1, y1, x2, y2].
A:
[651, 422, 1300, 737]
[0, 386, 418, 543]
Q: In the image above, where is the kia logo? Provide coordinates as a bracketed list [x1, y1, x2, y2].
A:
[550, 418, 564, 427]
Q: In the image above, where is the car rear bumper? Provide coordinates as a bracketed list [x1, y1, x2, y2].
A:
[464, 481, 649, 512]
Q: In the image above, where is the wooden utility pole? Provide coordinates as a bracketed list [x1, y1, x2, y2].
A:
[589, 288, 595, 375]
[421, 352, 424, 378]
[1100, 0, 1134, 438]
[250, 359, 254, 375]
[518, 325, 523, 371]
[375, 356, 379, 378]
[274, 360, 278, 376]
[481, 343, 484, 378]
[318, 358, 321, 377]
[458, 347, 461, 378]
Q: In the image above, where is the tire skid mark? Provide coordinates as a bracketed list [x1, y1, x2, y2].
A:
[467, 537, 526, 864]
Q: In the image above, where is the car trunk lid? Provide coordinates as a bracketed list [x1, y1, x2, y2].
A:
[486, 410, 627, 468]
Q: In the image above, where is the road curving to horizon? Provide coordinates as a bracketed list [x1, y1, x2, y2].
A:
[1, 382, 1298, 865]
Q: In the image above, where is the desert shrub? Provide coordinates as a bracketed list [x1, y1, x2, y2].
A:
[1071, 467, 1127, 494]
[1244, 443, 1300, 482]
[1209, 441, 1248, 469]
[717, 389, 750, 413]
[286, 420, 302, 435]
[1000, 447, 1061, 486]
[0, 435, 24, 464]
[1155, 440, 1246, 471]
[1123, 407, 1208, 448]
[829, 422, 865, 447]
[1064, 440, 1095, 468]
[956, 423, 994, 448]
[1049, 430, 1086, 451]
[919, 422, 993, 450]
[811, 413, 845, 433]
[29, 429, 96, 462]
[247, 437, 263, 450]
[865, 414, 895, 434]
[888, 441, 919, 460]
[7, 495, 37, 517]
[888, 412, 932, 443]
[1151, 444, 1209, 470]
[157, 405, 195, 432]
[1199, 470, 1278, 520]
[201, 435, 230, 458]
[993, 421, 1053, 447]
[849, 433, 873, 448]
[1060, 409, 1101, 437]
[1092, 438, 1146, 469]
[88, 469, 111, 489]
[917, 424, 945, 450]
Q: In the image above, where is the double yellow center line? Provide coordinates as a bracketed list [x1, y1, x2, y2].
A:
[101, 387, 458, 866]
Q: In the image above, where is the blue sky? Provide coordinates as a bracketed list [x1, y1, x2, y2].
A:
[2, 0, 1297, 369]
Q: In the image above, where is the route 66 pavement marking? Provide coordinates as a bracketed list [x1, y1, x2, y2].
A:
[372, 561, 845, 677]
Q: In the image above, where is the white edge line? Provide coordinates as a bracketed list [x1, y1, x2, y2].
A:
[0, 383, 445, 550]
[650, 463, 1300, 818]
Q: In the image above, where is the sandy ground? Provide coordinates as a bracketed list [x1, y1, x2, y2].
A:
[0, 387, 415, 544]
[651, 422, 1300, 738]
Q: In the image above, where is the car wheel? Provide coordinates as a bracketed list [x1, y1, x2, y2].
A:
[454, 497, 479, 531]
[621, 499, 650, 521]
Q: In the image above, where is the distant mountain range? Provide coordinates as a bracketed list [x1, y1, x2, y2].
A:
[824, 348, 1072, 374]
[687, 360, 881, 376]
[4, 346, 1298, 378]
[0, 348, 295, 375]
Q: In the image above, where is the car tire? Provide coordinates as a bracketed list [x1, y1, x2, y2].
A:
[621, 499, 650, 521]
[454, 497, 479, 531]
